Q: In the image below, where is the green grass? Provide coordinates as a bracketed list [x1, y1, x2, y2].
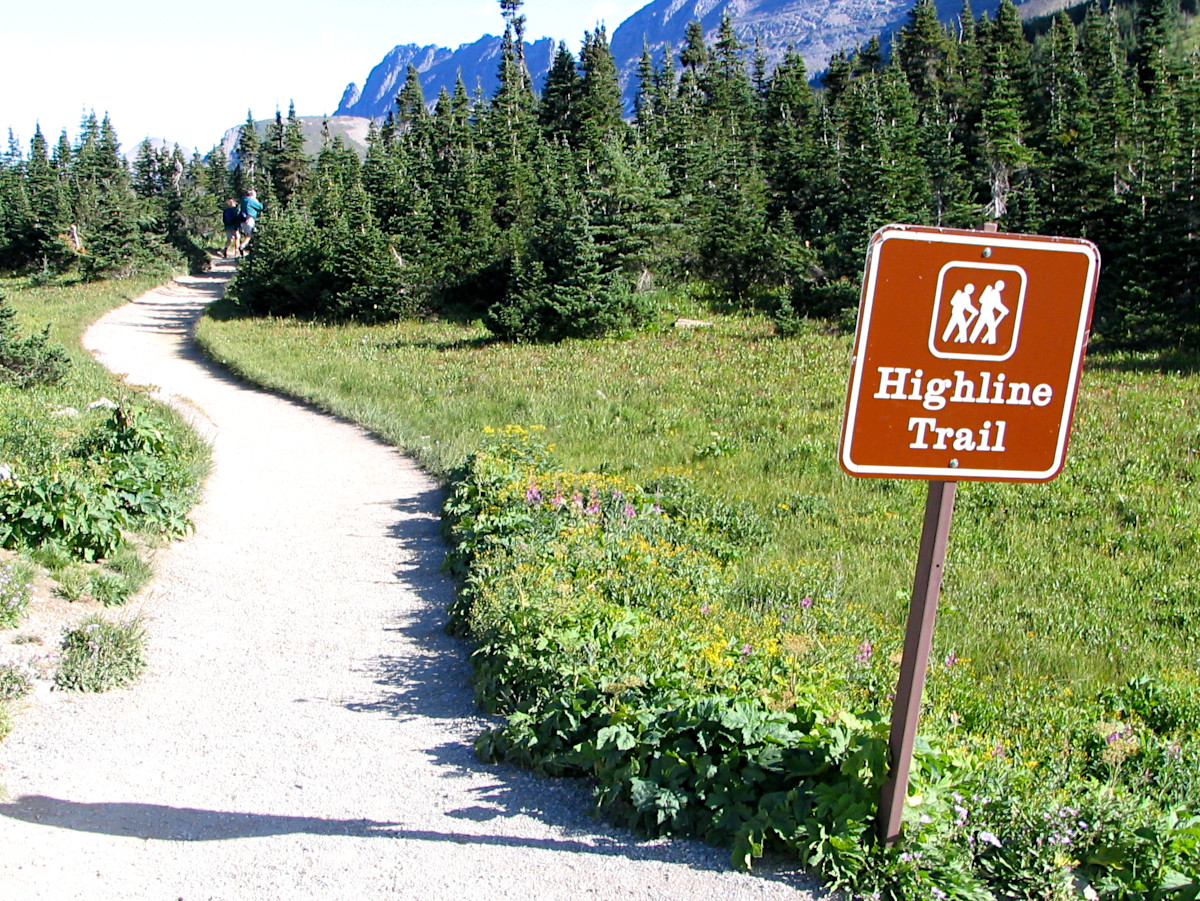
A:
[195, 302, 1200, 720]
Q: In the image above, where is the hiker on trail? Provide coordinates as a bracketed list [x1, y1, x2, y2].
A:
[239, 189, 264, 253]
[221, 199, 243, 258]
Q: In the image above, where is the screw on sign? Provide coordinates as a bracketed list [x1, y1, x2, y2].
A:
[838, 225, 1100, 847]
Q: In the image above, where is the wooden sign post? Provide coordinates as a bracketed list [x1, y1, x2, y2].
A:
[838, 224, 1100, 846]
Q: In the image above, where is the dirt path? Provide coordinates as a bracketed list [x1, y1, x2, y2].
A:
[0, 261, 832, 900]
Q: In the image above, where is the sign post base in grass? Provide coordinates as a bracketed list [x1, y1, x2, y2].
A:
[877, 479, 957, 847]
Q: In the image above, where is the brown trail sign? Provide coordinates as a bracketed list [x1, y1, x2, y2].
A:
[841, 225, 1100, 482]
[838, 225, 1100, 846]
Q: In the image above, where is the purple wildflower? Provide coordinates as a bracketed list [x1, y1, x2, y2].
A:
[855, 640, 874, 663]
[525, 485, 542, 505]
[623, 503, 637, 519]
[800, 597, 813, 609]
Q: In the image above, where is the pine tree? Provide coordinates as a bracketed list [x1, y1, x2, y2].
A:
[540, 42, 580, 142]
[0, 132, 34, 269]
[898, 0, 955, 108]
[233, 111, 259, 198]
[26, 127, 65, 261]
[1038, 13, 1103, 236]
[704, 13, 758, 143]
[576, 26, 627, 166]
[81, 179, 141, 280]
[204, 145, 232, 207]
[762, 49, 821, 230]
[697, 143, 770, 302]
[983, 0, 1035, 123]
[680, 21, 708, 76]
[481, 18, 539, 246]
[981, 33, 1034, 223]
[499, 0, 530, 84]
[397, 65, 430, 132]
[132, 139, 164, 201]
[822, 51, 853, 106]
[919, 93, 976, 227]
[634, 42, 657, 129]
[581, 130, 672, 277]
[853, 36, 884, 78]
[1080, 3, 1133, 200]
[486, 146, 642, 341]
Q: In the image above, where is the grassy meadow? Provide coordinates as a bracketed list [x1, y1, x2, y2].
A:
[196, 299, 1200, 734]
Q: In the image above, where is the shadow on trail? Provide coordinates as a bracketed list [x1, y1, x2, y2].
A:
[0, 796, 404, 841]
[345, 490, 473, 724]
[0, 796, 645, 859]
[0, 796, 797, 871]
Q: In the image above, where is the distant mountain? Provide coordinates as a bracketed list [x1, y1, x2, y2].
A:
[334, 0, 1037, 124]
[607, 0, 1006, 102]
[334, 36, 559, 121]
[219, 115, 374, 166]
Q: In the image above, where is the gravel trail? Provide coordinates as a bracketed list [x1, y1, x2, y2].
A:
[0, 262, 834, 900]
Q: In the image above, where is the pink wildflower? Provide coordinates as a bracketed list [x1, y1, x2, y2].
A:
[856, 640, 874, 663]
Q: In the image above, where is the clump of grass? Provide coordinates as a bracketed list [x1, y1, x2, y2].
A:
[53, 565, 90, 602]
[0, 662, 32, 700]
[55, 615, 146, 692]
[97, 545, 153, 605]
[88, 571, 130, 607]
[29, 541, 75, 571]
[0, 703, 11, 741]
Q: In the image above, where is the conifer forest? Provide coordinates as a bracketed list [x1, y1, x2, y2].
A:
[2, 0, 1198, 349]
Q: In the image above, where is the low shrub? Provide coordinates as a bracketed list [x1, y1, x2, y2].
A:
[0, 404, 196, 561]
[0, 662, 32, 700]
[0, 293, 71, 387]
[0, 560, 32, 628]
[444, 427, 1200, 900]
[55, 615, 146, 692]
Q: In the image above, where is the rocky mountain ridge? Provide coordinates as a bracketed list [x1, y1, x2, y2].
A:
[333, 0, 1020, 123]
[334, 35, 560, 121]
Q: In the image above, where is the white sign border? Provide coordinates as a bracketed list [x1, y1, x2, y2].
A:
[841, 225, 1101, 482]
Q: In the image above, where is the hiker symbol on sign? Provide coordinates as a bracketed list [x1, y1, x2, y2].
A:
[929, 263, 1027, 362]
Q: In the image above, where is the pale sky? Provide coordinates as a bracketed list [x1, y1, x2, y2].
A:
[1, 0, 647, 157]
